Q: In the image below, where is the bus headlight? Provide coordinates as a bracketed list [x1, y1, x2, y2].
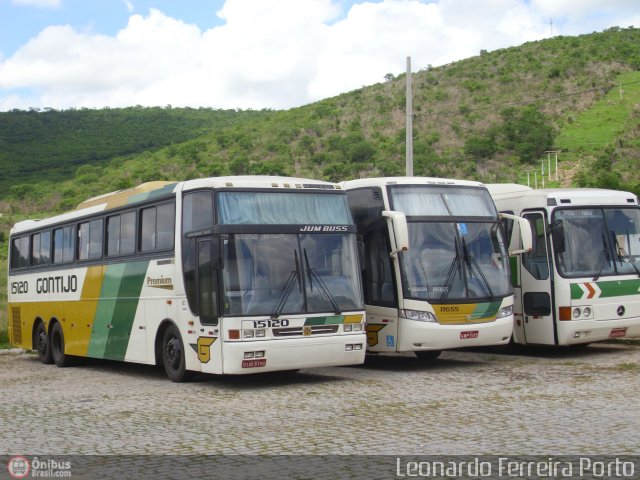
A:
[402, 310, 437, 323]
[572, 306, 593, 319]
[497, 306, 513, 319]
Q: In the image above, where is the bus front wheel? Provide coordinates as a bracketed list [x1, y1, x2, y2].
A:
[162, 324, 192, 382]
[35, 321, 53, 365]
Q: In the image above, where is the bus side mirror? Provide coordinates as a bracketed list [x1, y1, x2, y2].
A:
[382, 210, 409, 256]
[500, 213, 532, 255]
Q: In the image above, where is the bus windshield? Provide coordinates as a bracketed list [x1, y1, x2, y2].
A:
[388, 184, 510, 301]
[221, 233, 364, 316]
[553, 207, 640, 278]
[399, 221, 511, 301]
[216, 190, 363, 316]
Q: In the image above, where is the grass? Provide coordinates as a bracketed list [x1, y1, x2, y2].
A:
[555, 71, 640, 171]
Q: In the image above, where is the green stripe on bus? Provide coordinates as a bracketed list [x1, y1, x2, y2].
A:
[87, 263, 127, 358]
[571, 279, 640, 299]
[103, 261, 149, 360]
[304, 315, 344, 326]
[595, 279, 640, 298]
[469, 301, 502, 319]
[570, 283, 583, 300]
[509, 256, 519, 287]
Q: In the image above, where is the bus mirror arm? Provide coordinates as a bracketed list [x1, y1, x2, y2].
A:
[499, 213, 533, 255]
[382, 210, 409, 257]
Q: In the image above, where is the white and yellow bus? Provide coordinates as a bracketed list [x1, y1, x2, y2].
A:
[342, 177, 531, 359]
[488, 184, 640, 346]
[8, 176, 366, 381]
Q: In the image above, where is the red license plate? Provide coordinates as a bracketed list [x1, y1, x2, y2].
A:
[242, 358, 267, 368]
[609, 328, 627, 339]
[460, 330, 479, 339]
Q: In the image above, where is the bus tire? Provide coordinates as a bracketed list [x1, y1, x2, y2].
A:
[162, 324, 192, 382]
[35, 321, 53, 365]
[50, 322, 74, 368]
[415, 350, 441, 361]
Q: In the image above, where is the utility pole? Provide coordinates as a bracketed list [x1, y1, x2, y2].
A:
[406, 56, 413, 177]
[545, 150, 559, 181]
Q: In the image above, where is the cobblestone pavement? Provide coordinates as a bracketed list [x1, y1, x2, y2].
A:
[1, 343, 639, 459]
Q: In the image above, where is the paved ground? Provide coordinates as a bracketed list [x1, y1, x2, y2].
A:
[1, 343, 639, 478]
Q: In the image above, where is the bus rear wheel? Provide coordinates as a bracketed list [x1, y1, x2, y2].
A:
[415, 350, 442, 361]
[35, 321, 53, 365]
[50, 322, 74, 367]
[162, 324, 193, 382]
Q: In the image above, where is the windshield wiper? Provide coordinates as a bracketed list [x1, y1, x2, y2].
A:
[440, 235, 462, 301]
[611, 232, 640, 277]
[303, 249, 341, 315]
[461, 237, 494, 299]
[592, 233, 610, 282]
[271, 250, 301, 319]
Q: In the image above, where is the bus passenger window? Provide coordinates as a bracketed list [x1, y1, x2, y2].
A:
[78, 219, 103, 260]
[141, 203, 175, 252]
[31, 231, 51, 266]
[53, 226, 74, 264]
[11, 236, 29, 269]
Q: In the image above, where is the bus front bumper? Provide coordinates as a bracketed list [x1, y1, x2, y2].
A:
[397, 315, 513, 352]
[218, 334, 367, 375]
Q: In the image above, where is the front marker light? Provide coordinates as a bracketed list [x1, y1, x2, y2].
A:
[344, 324, 353, 332]
[243, 330, 255, 339]
[352, 324, 364, 332]
[255, 329, 266, 338]
[573, 308, 581, 319]
[402, 309, 437, 323]
[497, 305, 513, 319]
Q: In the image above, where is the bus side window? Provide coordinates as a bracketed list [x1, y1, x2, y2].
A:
[182, 191, 214, 316]
[140, 202, 176, 252]
[11, 236, 30, 270]
[522, 213, 548, 280]
[31, 231, 51, 266]
[53, 226, 75, 264]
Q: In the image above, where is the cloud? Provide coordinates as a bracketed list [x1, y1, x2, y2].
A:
[123, 0, 134, 13]
[11, 0, 61, 8]
[0, 0, 635, 111]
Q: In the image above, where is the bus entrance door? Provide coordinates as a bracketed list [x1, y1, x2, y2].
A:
[519, 212, 555, 345]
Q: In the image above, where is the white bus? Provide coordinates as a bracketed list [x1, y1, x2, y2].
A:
[8, 176, 366, 381]
[342, 177, 531, 359]
[488, 184, 640, 346]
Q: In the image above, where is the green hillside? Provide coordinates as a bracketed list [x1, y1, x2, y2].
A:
[0, 106, 270, 195]
[1, 26, 640, 343]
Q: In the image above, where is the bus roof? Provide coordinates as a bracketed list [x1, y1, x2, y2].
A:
[11, 176, 343, 235]
[342, 176, 485, 189]
[486, 184, 639, 207]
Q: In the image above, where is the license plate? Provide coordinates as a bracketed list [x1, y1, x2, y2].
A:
[609, 328, 627, 339]
[460, 330, 479, 339]
[242, 358, 267, 368]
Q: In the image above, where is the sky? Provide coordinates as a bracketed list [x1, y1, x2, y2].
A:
[0, 0, 639, 111]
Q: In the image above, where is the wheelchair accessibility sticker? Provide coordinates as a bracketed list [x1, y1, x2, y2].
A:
[386, 335, 395, 347]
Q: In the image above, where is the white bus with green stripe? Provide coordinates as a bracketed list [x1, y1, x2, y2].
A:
[8, 176, 366, 381]
[488, 184, 640, 346]
[342, 177, 531, 359]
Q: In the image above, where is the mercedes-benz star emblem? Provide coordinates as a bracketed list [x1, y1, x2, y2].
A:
[617, 306, 625, 317]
